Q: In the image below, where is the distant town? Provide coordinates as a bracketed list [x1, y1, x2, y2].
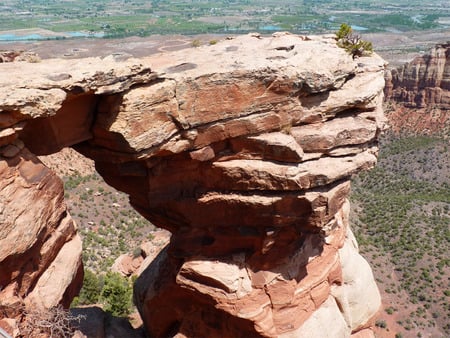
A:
[1, 0, 449, 41]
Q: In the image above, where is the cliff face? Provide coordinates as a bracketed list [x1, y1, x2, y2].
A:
[385, 43, 450, 134]
[0, 33, 386, 337]
[0, 146, 83, 324]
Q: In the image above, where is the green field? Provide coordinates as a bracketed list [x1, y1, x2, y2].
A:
[0, 0, 449, 40]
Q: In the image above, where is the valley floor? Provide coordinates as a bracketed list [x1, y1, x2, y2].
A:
[351, 134, 450, 337]
[1, 28, 450, 67]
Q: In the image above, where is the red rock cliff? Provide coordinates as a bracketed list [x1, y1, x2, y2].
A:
[384, 43, 450, 134]
[0, 33, 386, 337]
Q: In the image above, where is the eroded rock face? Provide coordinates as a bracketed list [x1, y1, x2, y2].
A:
[385, 43, 450, 134]
[0, 33, 386, 337]
[0, 146, 83, 331]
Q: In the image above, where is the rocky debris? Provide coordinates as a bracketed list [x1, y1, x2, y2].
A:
[112, 230, 171, 277]
[39, 147, 95, 177]
[138, 230, 171, 275]
[384, 43, 450, 134]
[0, 33, 386, 337]
[0, 50, 40, 63]
[111, 254, 144, 277]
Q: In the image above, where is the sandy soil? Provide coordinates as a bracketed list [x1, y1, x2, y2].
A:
[0, 33, 223, 60]
[363, 28, 450, 67]
[1, 28, 449, 67]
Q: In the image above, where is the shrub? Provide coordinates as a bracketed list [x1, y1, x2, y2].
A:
[132, 247, 142, 258]
[100, 272, 133, 317]
[19, 305, 84, 337]
[376, 319, 388, 329]
[72, 269, 103, 306]
[385, 307, 395, 315]
[335, 23, 373, 59]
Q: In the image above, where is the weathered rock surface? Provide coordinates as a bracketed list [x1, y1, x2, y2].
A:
[112, 229, 171, 277]
[385, 43, 450, 134]
[0, 147, 83, 333]
[0, 50, 40, 63]
[0, 33, 386, 337]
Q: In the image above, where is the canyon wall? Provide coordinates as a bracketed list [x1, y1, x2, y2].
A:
[0, 33, 386, 337]
[385, 43, 450, 134]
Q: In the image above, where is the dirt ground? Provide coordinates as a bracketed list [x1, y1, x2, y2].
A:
[364, 28, 450, 67]
[0, 33, 222, 60]
[1, 28, 449, 67]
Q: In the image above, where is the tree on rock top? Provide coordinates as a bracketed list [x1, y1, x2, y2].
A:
[336, 23, 373, 59]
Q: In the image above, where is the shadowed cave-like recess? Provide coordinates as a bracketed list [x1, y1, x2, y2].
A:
[0, 33, 387, 337]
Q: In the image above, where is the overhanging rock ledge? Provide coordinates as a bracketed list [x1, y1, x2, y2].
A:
[0, 33, 386, 337]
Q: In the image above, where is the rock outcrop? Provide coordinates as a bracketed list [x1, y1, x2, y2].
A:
[0, 50, 40, 63]
[384, 43, 450, 134]
[0, 33, 386, 337]
[112, 230, 171, 277]
[0, 146, 83, 334]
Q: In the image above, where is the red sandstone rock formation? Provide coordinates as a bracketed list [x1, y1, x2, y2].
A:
[0, 33, 386, 337]
[0, 146, 83, 334]
[384, 43, 450, 134]
[112, 230, 171, 277]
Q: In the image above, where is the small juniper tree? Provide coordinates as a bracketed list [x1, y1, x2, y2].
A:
[335, 23, 373, 59]
[100, 272, 133, 317]
[72, 269, 103, 306]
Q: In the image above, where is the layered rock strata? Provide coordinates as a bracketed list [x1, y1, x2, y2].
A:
[0, 146, 83, 334]
[0, 33, 386, 337]
[385, 43, 450, 134]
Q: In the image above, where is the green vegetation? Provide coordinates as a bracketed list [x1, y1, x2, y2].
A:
[61, 167, 155, 318]
[72, 270, 133, 317]
[63, 171, 154, 273]
[0, 0, 448, 40]
[100, 272, 134, 317]
[351, 134, 450, 335]
[72, 269, 104, 306]
[375, 319, 388, 329]
[336, 23, 373, 58]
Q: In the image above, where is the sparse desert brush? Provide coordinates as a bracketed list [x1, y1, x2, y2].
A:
[351, 134, 450, 335]
[26, 55, 41, 63]
[21, 53, 41, 63]
[17, 304, 84, 337]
